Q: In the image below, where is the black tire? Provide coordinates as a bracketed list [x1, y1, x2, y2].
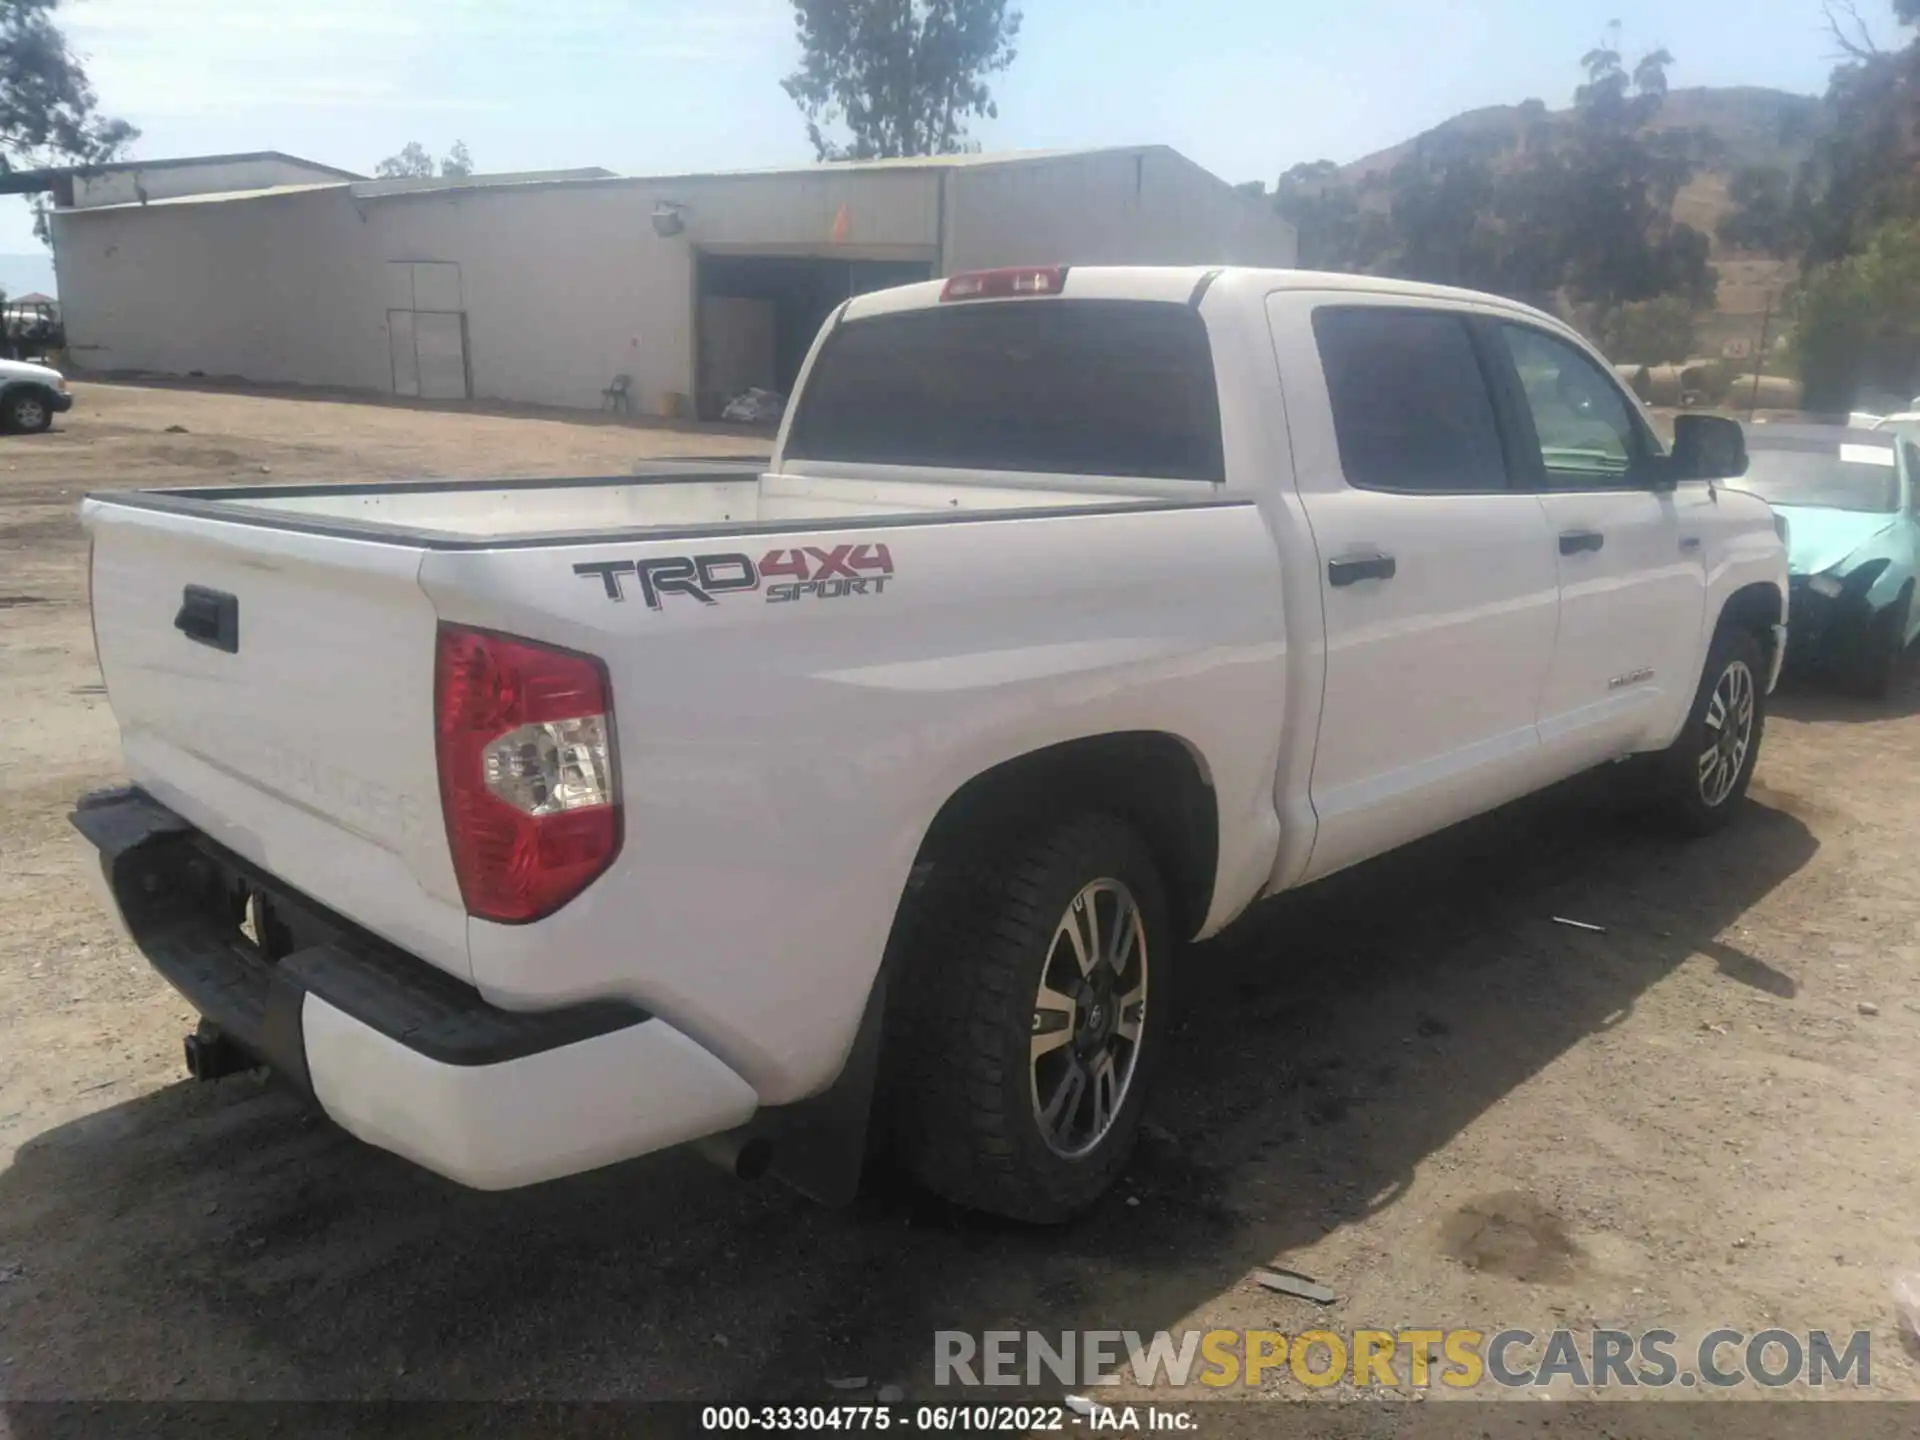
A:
[1848, 588, 1911, 701]
[2, 387, 53, 434]
[885, 813, 1172, 1223]
[1649, 624, 1767, 836]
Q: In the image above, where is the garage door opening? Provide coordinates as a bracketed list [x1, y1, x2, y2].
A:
[695, 255, 930, 421]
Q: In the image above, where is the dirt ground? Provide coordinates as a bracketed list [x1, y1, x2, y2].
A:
[2, 383, 1919, 1425]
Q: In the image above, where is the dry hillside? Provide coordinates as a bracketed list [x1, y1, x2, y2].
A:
[1341, 86, 1822, 359]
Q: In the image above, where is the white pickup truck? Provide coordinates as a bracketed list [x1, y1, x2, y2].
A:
[74, 266, 1787, 1222]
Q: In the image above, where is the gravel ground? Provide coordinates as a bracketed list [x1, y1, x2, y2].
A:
[2, 383, 1918, 1427]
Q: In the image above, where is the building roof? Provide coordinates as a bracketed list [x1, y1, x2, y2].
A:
[36, 146, 1155, 210]
[603, 145, 1180, 184]
[0, 150, 364, 196]
[9, 292, 55, 305]
[62, 181, 354, 213]
[754, 146, 1142, 174]
[349, 167, 617, 198]
[48, 145, 1280, 217]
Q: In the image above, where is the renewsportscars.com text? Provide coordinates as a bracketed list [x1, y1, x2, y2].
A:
[934, 1327, 1872, 1391]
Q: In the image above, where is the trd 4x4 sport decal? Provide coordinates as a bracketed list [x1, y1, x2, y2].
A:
[574, 543, 895, 610]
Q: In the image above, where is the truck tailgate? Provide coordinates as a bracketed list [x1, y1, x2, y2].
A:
[83, 499, 470, 980]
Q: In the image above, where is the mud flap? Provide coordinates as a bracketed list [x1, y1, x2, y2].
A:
[754, 967, 889, 1207]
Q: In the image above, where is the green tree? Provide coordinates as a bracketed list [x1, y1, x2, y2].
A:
[1550, 39, 1714, 308]
[0, 0, 139, 242]
[1792, 218, 1920, 410]
[1788, 3, 1920, 267]
[1273, 160, 1382, 271]
[375, 142, 434, 179]
[1267, 37, 1714, 314]
[782, 0, 1021, 160]
[1381, 129, 1508, 292]
[375, 141, 474, 180]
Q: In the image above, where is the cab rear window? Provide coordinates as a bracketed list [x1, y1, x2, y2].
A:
[784, 300, 1225, 482]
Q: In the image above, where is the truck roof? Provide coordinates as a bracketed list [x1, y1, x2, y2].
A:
[841, 265, 1568, 331]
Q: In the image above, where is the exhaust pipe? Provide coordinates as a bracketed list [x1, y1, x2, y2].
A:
[695, 1129, 774, 1182]
[183, 1023, 252, 1082]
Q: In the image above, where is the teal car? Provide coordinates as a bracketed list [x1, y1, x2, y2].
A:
[1728, 424, 1920, 697]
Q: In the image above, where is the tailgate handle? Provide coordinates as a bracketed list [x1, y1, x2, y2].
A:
[174, 585, 239, 654]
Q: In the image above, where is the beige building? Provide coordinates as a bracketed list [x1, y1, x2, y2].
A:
[44, 147, 1296, 419]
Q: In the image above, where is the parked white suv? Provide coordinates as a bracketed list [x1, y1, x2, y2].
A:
[0, 355, 72, 432]
[72, 266, 1787, 1220]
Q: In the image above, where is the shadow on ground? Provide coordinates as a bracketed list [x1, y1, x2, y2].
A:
[1770, 648, 1920, 724]
[0, 770, 1817, 1418]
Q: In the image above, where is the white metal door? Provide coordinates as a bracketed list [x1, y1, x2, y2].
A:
[413, 312, 469, 400]
[1267, 292, 1562, 884]
[388, 310, 420, 397]
[386, 261, 467, 400]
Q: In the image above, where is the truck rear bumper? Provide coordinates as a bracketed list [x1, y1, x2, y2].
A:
[70, 787, 759, 1190]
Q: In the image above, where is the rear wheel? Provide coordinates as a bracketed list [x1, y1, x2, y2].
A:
[887, 814, 1171, 1222]
[1648, 625, 1766, 836]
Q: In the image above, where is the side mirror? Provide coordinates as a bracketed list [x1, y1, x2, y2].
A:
[1672, 413, 1748, 483]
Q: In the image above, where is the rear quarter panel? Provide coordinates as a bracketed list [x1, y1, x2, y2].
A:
[419, 502, 1289, 1104]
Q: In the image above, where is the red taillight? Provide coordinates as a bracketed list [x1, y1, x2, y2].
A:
[940, 265, 1069, 301]
[434, 624, 620, 924]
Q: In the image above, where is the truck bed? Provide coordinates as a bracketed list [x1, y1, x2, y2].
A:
[95, 461, 1192, 548]
[80, 459, 1245, 993]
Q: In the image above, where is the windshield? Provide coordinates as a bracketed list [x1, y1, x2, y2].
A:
[1727, 442, 1900, 514]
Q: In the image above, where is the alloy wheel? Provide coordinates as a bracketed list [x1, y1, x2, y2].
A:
[1029, 878, 1149, 1159]
[1698, 659, 1755, 808]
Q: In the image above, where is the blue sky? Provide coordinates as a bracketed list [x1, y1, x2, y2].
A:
[4, 0, 1904, 258]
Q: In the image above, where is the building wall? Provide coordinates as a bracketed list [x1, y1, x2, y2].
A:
[371, 184, 697, 412]
[55, 171, 949, 413]
[53, 187, 388, 390]
[70, 158, 350, 209]
[666, 168, 942, 257]
[55, 183, 705, 410]
[53, 152, 1296, 415]
[371, 169, 944, 411]
[943, 149, 1296, 272]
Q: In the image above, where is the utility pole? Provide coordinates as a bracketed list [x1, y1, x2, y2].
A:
[1747, 292, 1774, 418]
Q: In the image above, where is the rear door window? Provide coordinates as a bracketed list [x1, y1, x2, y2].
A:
[1310, 307, 1511, 493]
[784, 300, 1224, 481]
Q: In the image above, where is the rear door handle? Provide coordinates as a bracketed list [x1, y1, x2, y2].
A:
[1679, 535, 1702, 551]
[1327, 553, 1397, 587]
[1559, 530, 1605, 555]
[174, 585, 239, 654]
